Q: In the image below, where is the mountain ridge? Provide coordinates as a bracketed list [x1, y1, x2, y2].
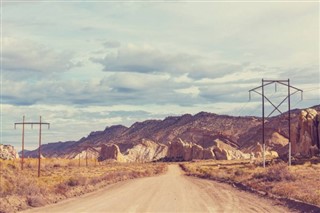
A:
[24, 105, 320, 160]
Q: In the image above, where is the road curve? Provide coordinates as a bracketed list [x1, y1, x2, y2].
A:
[22, 164, 292, 213]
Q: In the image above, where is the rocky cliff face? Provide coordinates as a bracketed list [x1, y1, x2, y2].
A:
[0, 144, 19, 160]
[213, 139, 250, 160]
[24, 105, 320, 162]
[99, 144, 125, 162]
[98, 140, 167, 162]
[291, 109, 320, 157]
[124, 139, 168, 162]
[167, 139, 216, 161]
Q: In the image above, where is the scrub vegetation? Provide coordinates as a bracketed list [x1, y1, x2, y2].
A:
[180, 159, 320, 206]
[0, 158, 167, 213]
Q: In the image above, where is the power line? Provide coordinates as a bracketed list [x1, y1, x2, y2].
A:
[249, 79, 303, 167]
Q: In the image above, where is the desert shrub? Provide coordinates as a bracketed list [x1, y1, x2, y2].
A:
[130, 171, 142, 178]
[67, 161, 77, 167]
[13, 175, 41, 196]
[27, 195, 46, 207]
[53, 163, 61, 168]
[266, 163, 296, 181]
[246, 163, 256, 170]
[78, 176, 88, 185]
[55, 182, 68, 195]
[142, 169, 153, 176]
[116, 171, 128, 181]
[155, 164, 167, 174]
[67, 176, 87, 187]
[7, 164, 16, 170]
[0, 179, 14, 197]
[234, 169, 244, 176]
[67, 177, 79, 187]
[102, 173, 115, 181]
[25, 161, 35, 169]
[89, 177, 101, 185]
[252, 172, 265, 179]
[23, 183, 41, 196]
[253, 163, 296, 182]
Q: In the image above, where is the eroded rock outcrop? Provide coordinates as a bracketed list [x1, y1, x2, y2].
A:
[213, 146, 230, 160]
[203, 147, 215, 159]
[253, 142, 279, 159]
[242, 141, 279, 159]
[124, 139, 168, 162]
[267, 132, 289, 148]
[212, 139, 249, 160]
[98, 144, 124, 162]
[291, 109, 320, 157]
[0, 144, 19, 160]
[98, 140, 168, 162]
[167, 138, 215, 161]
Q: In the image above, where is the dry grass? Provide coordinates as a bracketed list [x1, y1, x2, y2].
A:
[181, 159, 320, 206]
[0, 158, 167, 213]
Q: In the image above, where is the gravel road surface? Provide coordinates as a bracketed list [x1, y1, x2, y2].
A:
[22, 164, 292, 213]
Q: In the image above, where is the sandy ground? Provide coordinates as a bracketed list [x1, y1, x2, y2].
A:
[22, 164, 292, 213]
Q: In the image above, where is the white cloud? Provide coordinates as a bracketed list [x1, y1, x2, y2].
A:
[175, 86, 200, 98]
[102, 72, 171, 91]
[2, 37, 77, 74]
[92, 43, 198, 74]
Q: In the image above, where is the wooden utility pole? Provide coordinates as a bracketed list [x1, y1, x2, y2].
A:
[14, 116, 26, 170]
[86, 148, 88, 167]
[80, 146, 99, 167]
[15, 116, 50, 177]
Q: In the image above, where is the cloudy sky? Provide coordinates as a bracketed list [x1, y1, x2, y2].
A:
[1, 0, 319, 150]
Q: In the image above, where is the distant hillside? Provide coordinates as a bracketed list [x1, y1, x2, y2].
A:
[24, 105, 320, 160]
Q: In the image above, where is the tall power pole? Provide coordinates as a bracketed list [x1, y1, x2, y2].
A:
[15, 116, 50, 177]
[14, 115, 26, 170]
[249, 79, 303, 167]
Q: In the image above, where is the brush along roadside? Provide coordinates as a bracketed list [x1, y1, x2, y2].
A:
[180, 159, 320, 212]
[0, 159, 167, 213]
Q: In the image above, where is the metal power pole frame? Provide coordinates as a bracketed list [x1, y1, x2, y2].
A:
[262, 79, 265, 167]
[14, 116, 26, 170]
[249, 79, 303, 167]
[15, 116, 50, 177]
[288, 80, 291, 166]
[86, 148, 88, 167]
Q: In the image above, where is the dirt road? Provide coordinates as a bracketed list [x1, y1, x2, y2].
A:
[22, 165, 292, 213]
